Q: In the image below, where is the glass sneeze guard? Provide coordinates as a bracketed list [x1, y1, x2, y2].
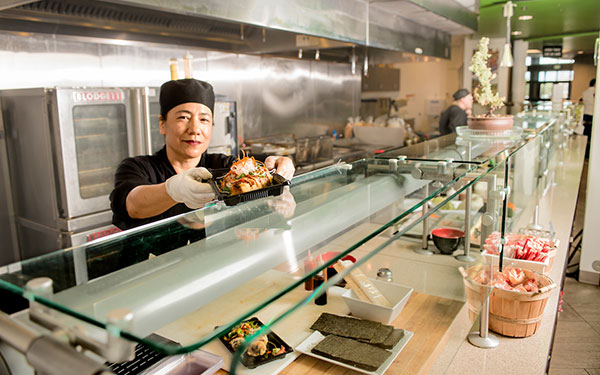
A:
[0, 112, 562, 357]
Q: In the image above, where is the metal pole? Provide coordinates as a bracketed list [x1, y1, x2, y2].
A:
[480, 174, 498, 245]
[415, 182, 434, 255]
[499, 156, 511, 272]
[456, 142, 475, 262]
[467, 291, 499, 348]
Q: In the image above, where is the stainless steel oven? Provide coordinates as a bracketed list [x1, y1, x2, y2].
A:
[0, 87, 238, 263]
[0, 87, 142, 260]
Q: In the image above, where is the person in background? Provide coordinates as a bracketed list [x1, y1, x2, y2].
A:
[439, 88, 474, 135]
[582, 78, 596, 158]
[110, 78, 295, 230]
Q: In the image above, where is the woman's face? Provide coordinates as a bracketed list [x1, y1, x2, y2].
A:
[159, 102, 213, 161]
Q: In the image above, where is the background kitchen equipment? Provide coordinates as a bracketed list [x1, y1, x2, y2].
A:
[244, 134, 333, 168]
[0, 87, 238, 264]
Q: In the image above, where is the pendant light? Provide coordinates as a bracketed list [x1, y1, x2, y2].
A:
[501, 1, 515, 67]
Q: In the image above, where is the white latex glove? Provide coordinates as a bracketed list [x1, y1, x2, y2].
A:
[265, 156, 295, 180]
[165, 167, 215, 209]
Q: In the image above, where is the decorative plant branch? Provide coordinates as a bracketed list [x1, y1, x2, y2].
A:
[469, 37, 505, 116]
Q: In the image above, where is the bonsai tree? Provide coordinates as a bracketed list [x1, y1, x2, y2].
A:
[469, 37, 505, 116]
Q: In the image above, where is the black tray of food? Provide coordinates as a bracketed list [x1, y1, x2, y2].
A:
[217, 317, 293, 369]
[210, 172, 290, 206]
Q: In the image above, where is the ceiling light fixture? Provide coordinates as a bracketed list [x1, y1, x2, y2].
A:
[518, 15, 533, 21]
[511, 31, 522, 36]
[577, 50, 584, 54]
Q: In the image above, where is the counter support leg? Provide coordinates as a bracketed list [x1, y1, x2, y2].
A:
[415, 183, 433, 255]
[468, 293, 499, 348]
[456, 142, 475, 262]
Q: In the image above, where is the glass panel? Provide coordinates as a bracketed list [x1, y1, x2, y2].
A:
[377, 132, 521, 166]
[525, 83, 530, 99]
[525, 71, 531, 81]
[73, 104, 128, 198]
[525, 56, 532, 66]
[538, 57, 574, 65]
[557, 70, 573, 81]
[545, 70, 557, 82]
[538, 71, 545, 81]
[0, 117, 558, 363]
[0, 157, 476, 353]
[540, 83, 553, 99]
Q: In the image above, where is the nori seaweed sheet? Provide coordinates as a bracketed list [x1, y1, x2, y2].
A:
[310, 313, 382, 341]
[311, 335, 392, 371]
[378, 328, 405, 349]
[360, 324, 394, 345]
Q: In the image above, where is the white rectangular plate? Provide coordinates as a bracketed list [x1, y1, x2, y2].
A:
[295, 330, 414, 375]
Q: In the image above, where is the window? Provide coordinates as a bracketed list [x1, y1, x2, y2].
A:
[538, 57, 575, 65]
[545, 70, 557, 82]
[539, 83, 553, 99]
[526, 58, 574, 102]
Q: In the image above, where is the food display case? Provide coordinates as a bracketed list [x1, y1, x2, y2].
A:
[0, 111, 572, 375]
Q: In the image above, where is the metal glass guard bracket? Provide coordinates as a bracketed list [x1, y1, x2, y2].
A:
[466, 170, 501, 348]
[0, 277, 137, 375]
[388, 156, 464, 256]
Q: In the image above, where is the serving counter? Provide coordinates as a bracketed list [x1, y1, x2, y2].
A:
[0, 110, 583, 375]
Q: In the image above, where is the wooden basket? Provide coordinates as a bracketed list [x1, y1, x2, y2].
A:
[460, 265, 556, 338]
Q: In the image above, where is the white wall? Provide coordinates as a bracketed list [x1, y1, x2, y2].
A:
[580, 56, 600, 285]
[511, 39, 529, 114]
[572, 60, 596, 102]
[390, 35, 466, 134]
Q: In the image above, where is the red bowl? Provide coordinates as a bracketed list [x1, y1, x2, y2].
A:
[431, 228, 464, 254]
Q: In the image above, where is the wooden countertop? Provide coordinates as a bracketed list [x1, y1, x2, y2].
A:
[211, 291, 464, 375]
[280, 292, 464, 375]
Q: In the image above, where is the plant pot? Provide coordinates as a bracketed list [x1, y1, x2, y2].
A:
[467, 115, 514, 131]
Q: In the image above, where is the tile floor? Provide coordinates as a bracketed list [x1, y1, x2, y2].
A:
[549, 159, 600, 375]
[548, 277, 600, 374]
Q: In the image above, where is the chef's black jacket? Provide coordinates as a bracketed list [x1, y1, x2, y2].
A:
[110, 146, 235, 230]
[439, 104, 467, 135]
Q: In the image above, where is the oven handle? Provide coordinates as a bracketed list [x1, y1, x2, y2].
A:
[141, 87, 153, 155]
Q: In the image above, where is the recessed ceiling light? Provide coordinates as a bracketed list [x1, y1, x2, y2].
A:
[527, 49, 541, 54]
[577, 50, 584, 54]
[511, 31, 522, 36]
[518, 15, 533, 20]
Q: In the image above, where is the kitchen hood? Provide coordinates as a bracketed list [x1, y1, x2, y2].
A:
[0, 0, 477, 60]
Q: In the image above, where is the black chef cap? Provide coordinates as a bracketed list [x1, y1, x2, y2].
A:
[159, 79, 215, 117]
[453, 88, 470, 100]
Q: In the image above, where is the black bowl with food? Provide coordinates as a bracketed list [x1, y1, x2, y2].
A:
[431, 228, 464, 255]
[217, 317, 293, 369]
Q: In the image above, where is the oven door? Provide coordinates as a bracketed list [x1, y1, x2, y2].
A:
[52, 88, 140, 219]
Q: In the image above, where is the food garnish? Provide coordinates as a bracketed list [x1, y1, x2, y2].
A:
[222, 320, 286, 358]
[220, 152, 273, 195]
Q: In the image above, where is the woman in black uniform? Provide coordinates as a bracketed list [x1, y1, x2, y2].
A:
[110, 78, 295, 230]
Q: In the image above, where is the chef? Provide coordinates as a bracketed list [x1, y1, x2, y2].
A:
[439, 88, 473, 135]
[110, 78, 295, 230]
